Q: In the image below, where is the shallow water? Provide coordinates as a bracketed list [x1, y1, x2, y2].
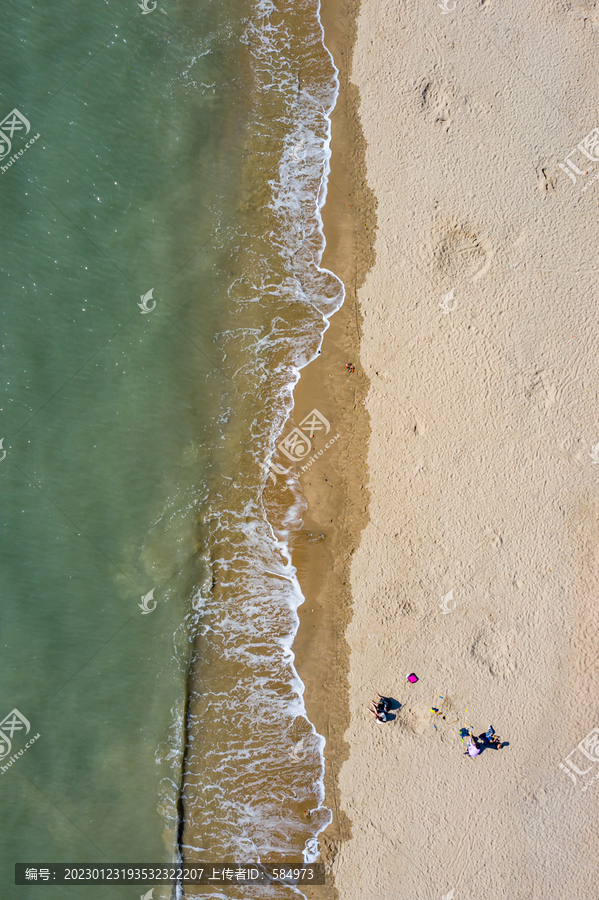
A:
[0, 1, 342, 897]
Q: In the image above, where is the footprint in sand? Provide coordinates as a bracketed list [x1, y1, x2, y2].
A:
[397, 704, 430, 735]
[472, 626, 517, 678]
[428, 220, 494, 285]
[538, 166, 557, 192]
[418, 77, 453, 131]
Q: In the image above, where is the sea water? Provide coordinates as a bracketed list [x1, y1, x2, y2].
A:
[0, 1, 342, 897]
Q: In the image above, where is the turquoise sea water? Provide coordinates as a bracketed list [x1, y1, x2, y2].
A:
[0, 1, 342, 897]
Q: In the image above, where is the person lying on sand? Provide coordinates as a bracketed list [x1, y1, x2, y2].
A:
[374, 693, 391, 713]
[367, 702, 387, 722]
[485, 725, 503, 749]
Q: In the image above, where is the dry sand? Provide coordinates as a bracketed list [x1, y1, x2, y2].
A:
[326, 0, 599, 897]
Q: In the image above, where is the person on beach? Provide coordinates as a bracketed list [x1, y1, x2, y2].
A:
[465, 735, 481, 758]
[367, 702, 387, 722]
[374, 693, 391, 713]
[485, 725, 503, 749]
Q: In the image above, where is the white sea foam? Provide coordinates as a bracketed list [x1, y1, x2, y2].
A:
[160, 0, 344, 890]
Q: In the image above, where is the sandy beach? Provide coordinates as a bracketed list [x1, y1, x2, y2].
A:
[300, 0, 599, 897]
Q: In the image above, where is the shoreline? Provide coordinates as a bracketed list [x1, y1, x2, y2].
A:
[288, 0, 374, 892]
